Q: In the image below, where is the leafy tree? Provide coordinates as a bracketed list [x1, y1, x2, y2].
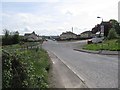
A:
[2, 29, 12, 45]
[3, 29, 10, 37]
[109, 19, 120, 36]
[107, 28, 118, 40]
[2, 29, 20, 45]
[12, 31, 20, 44]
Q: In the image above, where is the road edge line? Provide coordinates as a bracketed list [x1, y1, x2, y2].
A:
[48, 51, 89, 88]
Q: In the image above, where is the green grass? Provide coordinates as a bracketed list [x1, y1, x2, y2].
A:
[2, 42, 50, 88]
[2, 44, 21, 49]
[83, 39, 120, 51]
[19, 48, 50, 88]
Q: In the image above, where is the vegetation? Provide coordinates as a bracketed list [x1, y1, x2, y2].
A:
[2, 29, 20, 45]
[2, 43, 50, 89]
[85, 19, 120, 51]
[107, 28, 118, 40]
[83, 39, 120, 51]
[91, 19, 120, 37]
[109, 19, 120, 35]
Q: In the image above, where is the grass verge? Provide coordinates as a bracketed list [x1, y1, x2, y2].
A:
[2, 43, 50, 89]
[83, 39, 120, 51]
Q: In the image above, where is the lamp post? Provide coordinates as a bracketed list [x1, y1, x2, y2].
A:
[97, 16, 104, 52]
[97, 16, 103, 22]
[97, 16, 104, 37]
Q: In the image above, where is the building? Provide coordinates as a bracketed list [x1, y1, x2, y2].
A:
[80, 31, 93, 38]
[60, 31, 77, 40]
[24, 31, 42, 41]
[91, 21, 112, 37]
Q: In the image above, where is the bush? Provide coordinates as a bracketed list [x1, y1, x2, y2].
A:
[2, 50, 28, 88]
[107, 28, 118, 40]
[2, 46, 50, 88]
[12, 34, 20, 44]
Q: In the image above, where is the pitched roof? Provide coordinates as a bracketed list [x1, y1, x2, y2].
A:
[61, 31, 77, 35]
[24, 31, 38, 36]
[81, 31, 92, 34]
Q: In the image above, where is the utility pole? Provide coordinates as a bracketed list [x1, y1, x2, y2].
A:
[72, 27, 73, 33]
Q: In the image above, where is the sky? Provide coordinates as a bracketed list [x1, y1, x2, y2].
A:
[1, 0, 120, 36]
[118, 1, 120, 23]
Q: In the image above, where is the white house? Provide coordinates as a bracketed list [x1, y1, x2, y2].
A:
[60, 31, 77, 40]
[24, 31, 42, 41]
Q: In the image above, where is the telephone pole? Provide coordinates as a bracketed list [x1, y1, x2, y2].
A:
[72, 27, 73, 33]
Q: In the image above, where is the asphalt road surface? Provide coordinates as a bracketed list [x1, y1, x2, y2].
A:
[48, 51, 87, 88]
[43, 40, 118, 88]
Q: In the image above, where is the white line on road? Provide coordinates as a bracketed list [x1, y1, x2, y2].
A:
[51, 52, 89, 88]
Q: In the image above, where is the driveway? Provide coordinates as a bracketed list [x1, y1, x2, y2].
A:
[43, 40, 118, 88]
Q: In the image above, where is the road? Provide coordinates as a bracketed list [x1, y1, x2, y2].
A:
[48, 51, 87, 88]
[43, 40, 118, 88]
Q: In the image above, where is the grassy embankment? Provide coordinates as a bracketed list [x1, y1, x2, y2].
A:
[2, 42, 50, 89]
[83, 39, 120, 51]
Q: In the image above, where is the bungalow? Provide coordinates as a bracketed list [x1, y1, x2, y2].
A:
[24, 31, 42, 41]
[60, 31, 77, 40]
[80, 31, 93, 39]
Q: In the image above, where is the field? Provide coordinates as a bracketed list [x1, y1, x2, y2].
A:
[83, 39, 120, 51]
[2, 42, 50, 89]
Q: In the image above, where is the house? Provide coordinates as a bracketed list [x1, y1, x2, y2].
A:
[14, 31, 19, 35]
[24, 31, 42, 41]
[80, 31, 93, 39]
[91, 21, 112, 37]
[60, 31, 77, 40]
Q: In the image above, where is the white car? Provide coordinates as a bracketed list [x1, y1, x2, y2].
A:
[92, 36, 104, 43]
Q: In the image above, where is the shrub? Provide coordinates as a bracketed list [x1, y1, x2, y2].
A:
[107, 28, 118, 40]
[2, 29, 20, 45]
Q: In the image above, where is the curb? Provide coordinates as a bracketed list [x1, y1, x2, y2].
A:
[74, 49, 119, 55]
[74, 49, 99, 54]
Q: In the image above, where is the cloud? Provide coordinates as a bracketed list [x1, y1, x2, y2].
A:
[65, 11, 73, 16]
[2, 0, 59, 2]
[1, 0, 119, 35]
[2, 12, 53, 28]
[16, 13, 53, 25]
[118, 1, 120, 23]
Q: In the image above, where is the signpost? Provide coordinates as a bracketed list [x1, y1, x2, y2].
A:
[100, 25, 104, 37]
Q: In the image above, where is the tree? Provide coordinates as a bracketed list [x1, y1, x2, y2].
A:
[107, 28, 118, 40]
[3, 29, 10, 38]
[12, 31, 20, 44]
[109, 19, 120, 36]
[2, 29, 12, 45]
[2, 30, 20, 45]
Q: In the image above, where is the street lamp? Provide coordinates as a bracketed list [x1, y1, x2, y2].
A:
[97, 16, 104, 37]
[97, 16, 103, 22]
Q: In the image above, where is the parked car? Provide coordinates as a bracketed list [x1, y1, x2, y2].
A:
[92, 36, 104, 43]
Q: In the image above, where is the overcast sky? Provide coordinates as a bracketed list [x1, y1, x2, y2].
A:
[1, 0, 120, 35]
